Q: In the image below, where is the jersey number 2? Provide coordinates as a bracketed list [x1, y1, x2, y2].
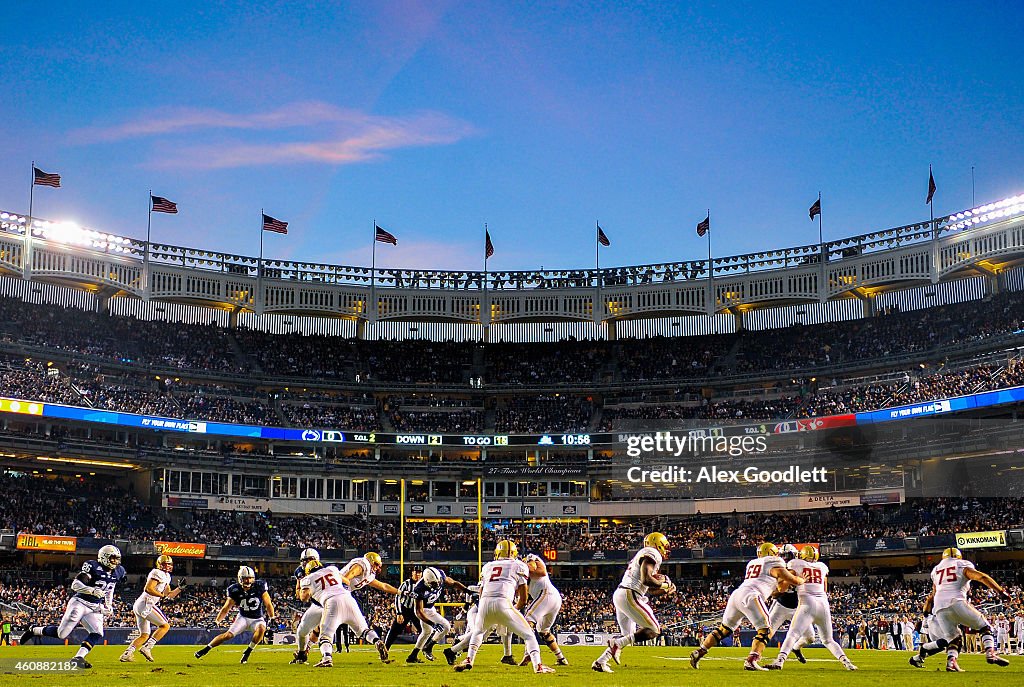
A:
[489, 566, 503, 581]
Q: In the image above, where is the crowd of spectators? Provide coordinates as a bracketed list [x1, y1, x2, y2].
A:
[495, 395, 594, 433]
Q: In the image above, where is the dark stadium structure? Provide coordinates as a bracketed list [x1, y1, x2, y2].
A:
[2, 194, 1024, 647]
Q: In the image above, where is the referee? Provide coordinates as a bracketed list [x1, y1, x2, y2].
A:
[385, 568, 422, 648]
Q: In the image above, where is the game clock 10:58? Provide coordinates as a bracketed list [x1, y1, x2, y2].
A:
[560, 434, 591, 445]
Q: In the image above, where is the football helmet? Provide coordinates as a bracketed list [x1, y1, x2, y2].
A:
[494, 540, 518, 560]
[799, 545, 819, 562]
[156, 554, 174, 572]
[304, 559, 324, 575]
[422, 567, 444, 590]
[364, 552, 383, 573]
[780, 544, 799, 561]
[98, 545, 122, 569]
[300, 548, 320, 565]
[758, 542, 779, 558]
[644, 532, 671, 558]
[942, 547, 963, 560]
[237, 566, 256, 588]
[523, 553, 543, 565]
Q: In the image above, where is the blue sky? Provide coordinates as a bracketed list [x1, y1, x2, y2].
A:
[1, 2, 1022, 272]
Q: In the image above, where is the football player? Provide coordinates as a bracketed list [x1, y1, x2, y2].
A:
[592, 532, 674, 673]
[21, 544, 125, 669]
[406, 566, 469, 663]
[291, 548, 324, 664]
[521, 553, 567, 666]
[385, 567, 422, 649]
[444, 583, 517, 666]
[454, 540, 555, 674]
[690, 542, 805, 671]
[768, 546, 856, 670]
[120, 554, 181, 663]
[766, 544, 807, 664]
[911, 547, 1011, 672]
[194, 566, 276, 664]
[298, 552, 399, 667]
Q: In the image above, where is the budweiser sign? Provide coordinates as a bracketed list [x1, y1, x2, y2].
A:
[155, 541, 207, 558]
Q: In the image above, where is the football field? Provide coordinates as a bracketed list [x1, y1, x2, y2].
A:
[0, 645, 1019, 686]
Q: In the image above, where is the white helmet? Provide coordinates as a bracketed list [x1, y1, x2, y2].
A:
[422, 567, 444, 590]
[523, 553, 542, 564]
[300, 548, 320, 564]
[98, 545, 122, 569]
[237, 566, 256, 588]
[781, 544, 799, 561]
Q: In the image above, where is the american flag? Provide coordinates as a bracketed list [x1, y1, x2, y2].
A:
[927, 169, 937, 205]
[33, 167, 61, 188]
[151, 195, 178, 214]
[597, 225, 610, 247]
[375, 224, 397, 245]
[808, 198, 821, 221]
[262, 213, 288, 234]
[485, 230, 494, 258]
[696, 214, 710, 237]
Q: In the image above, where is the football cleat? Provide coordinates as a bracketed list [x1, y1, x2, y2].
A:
[443, 648, 457, 665]
[534, 663, 555, 674]
[18, 629, 35, 646]
[314, 655, 333, 668]
[843, 660, 858, 671]
[607, 638, 621, 665]
[556, 656, 569, 666]
[423, 651, 435, 662]
[909, 655, 925, 668]
[70, 656, 92, 670]
[139, 645, 154, 662]
[987, 654, 1010, 667]
[500, 655, 518, 665]
[290, 650, 308, 664]
[119, 650, 134, 663]
[689, 649, 703, 669]
[792, 648, 806, 663]
[592, 661, 614, 673]
[375, 639, 390, 663]
[946, 658, 964, 672]
[240, 648, 252, 664]
[766, 662, 783, 670]
[744, 659, 768, 671]
[406, 654, 423, 664]
[519, 654, 532, 667]
[454, 658, 474, 672]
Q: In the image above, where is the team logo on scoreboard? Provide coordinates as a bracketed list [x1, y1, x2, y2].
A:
[301, 430, 321, 441]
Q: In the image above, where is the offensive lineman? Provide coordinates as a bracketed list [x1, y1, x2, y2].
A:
[291, 548, 324, 664]
[766, 544, 807, 664]
[120, 554, 182, 662]
[768, 546, 857, 670]
[690, 542, 806, 671]
[911, 547, 1011, 672]
[21, 544, 126, 669]
[520, 553, 567, 666]
[592, 532, 674, 673]
[195, 566, 277, 664]
[406, 566, 468, 663]
[298, 552, 398, 667]
[385, 567, 422, 649]
[454, 540, 555, 674]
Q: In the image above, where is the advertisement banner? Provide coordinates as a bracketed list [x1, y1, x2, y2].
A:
[166, 496, 210, 509]
[0, 398, 44, 415]
[955, 530, 1007, 549]
[798, 493, 858, 510]
[16, 533, 77, 552]
[154, 541, 207, 558]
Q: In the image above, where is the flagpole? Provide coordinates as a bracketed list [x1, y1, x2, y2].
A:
[483, 223, 489, 330]
[371, 220, 377, 322]
[145, 191, 153, 298]
[817, 192, 823, 246]
[595, 221, 601, 323]
[929, 165, 936, 241]
[26, 161, 35, 280]
[258, 209, 265, 313]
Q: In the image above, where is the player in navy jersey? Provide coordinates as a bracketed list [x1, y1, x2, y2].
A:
[385, 567, 422, 649]
[22, 545, 125, 669]
[195, 566, 277, 664]
[406, 567, 468, 663]
[291, 548, 325, 664]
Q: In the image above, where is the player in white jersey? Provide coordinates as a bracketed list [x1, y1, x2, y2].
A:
[516, 553, 567, 666]
[997, 615, 1011, 653]
[910, 547, 1011, 672]
[690, 542, 805, 671]
[299, 552, 398, 667]
[592, 532, 675, 673]
[120, 555, 181, 663]
[1014, 613, 1024, 655]
[454, 540, 555, 674]
[767, 544, 809, 663]
[768, 546, 856, 671]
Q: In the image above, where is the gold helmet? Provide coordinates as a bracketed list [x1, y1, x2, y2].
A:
[156, 554, 174, 572]
[942, 547, 963, 560]
[644, 532, 670, 558]
[304, 559, 324, 575]
[494, 539, 518, 560]
[364, 552, 383, 573]
[758, 542, 779, 558]
[799, 545, 819, 562]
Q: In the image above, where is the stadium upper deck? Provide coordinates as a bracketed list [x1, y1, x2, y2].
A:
[1, 193, 1023, 334]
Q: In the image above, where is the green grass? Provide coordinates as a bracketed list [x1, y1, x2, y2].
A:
[0, 644, 1019, 686]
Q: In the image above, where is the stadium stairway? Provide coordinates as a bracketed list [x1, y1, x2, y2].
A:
[226, 330, 263, 374]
